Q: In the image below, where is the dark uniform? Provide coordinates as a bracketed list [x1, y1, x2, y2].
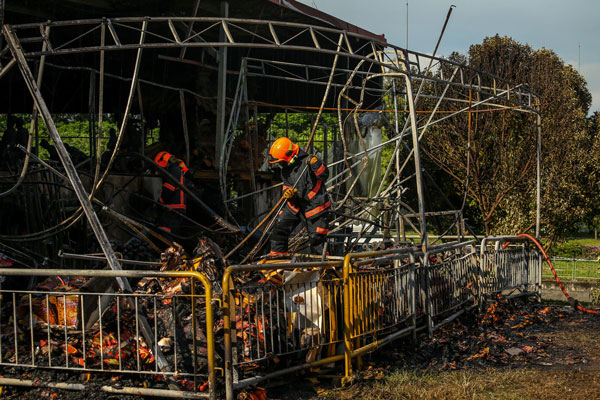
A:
[270, 149, 330, 256]
[155, 151, 189, 236]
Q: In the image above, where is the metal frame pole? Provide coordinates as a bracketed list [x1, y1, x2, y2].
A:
[0, 0, 4, 50]
[392, 78, 402, 243]
[215, 1, 229, 177]
[3, 25, 127, 286]
[536, 105, 542, 238]
[94, 21, 105, 184]
[179, 90, 190, 165]
[404, 74, 428, 250]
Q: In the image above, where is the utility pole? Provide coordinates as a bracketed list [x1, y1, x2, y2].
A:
[406, 1, 409, 49]
[578, 42, 581, 73]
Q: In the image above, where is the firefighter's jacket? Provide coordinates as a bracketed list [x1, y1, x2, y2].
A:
[159, 158, 189, 212]
[280, 149, 329, 219]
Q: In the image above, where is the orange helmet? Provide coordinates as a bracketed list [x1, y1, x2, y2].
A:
[154, 151, 172, 168]
[268, 137, 299, 164]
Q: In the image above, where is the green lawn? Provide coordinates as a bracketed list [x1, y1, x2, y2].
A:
[567, 237, 600, 246]
[544, 258, 600, 281]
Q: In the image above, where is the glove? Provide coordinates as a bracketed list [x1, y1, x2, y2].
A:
[305, 154, 318, 165]
[282, 188, 297, 199]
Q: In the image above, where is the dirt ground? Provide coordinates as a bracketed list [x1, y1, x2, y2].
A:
[265, 298, 600, 400]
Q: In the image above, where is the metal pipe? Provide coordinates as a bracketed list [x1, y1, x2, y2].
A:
[58, 251, 161, 267]
[403, 74, 428, 250]
[233, 354, 344, 390]
[536, 106, 542, 238]
[0, 57, 15, 79]
[94, 21, 105, 186]
[180, 90, 191, 165]
[215, 1, 229, 178]
[351, 326, 413, 358]
[0, 378, 208, 398]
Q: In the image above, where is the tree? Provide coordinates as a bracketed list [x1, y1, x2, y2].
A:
[422, 35, 597, 242]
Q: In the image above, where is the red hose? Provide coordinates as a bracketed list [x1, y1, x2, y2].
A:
[517, 233, 598, 314]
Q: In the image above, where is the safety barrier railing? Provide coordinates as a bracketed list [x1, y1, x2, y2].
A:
[342, 249, 418, 379]
[422, 241, 478, 333]
[480, 237, 542, 298]
[222, 261, 344, 399]
[0, 269, 217, 400]
[546, 258, 600, 281]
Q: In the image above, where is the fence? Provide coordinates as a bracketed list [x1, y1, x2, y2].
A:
[221, 261, 345, 395]
[423, 241, 478, 333]
[0, 236, 542, 399]
[0, 269, 217, 400]
[546, 258, 600, 281]
[480, 237, 543, 298]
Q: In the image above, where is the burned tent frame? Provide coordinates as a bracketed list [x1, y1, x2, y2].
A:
[0, 14, 542, 264]
[0, 5, 547, 400]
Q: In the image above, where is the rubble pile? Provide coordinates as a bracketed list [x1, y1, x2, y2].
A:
[0, 237, 233, 393]
[377, 295, 570, 372]
[1, 236, 343, 394]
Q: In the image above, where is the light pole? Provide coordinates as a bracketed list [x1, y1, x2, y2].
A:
[406, 1, 409, 49]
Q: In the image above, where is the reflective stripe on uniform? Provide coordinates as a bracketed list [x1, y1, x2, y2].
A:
[304, 201, 330, 218]
[315, 164, 326, 176]
[163, 182, 176, 191]
[287, 202, 300, 213]
[307, 179, 322, 200]
[179, 175, 185, 208]
[316, 226, 329, 234]
[164, 204, 186, 210]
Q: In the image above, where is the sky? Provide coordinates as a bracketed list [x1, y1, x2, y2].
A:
[296, 0, 600, 113]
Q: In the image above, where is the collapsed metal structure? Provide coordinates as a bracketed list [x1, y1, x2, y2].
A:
[0, 0, 545, 398]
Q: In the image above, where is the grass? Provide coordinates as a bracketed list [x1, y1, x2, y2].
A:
[567, 237, 600, 247]
[319, 369, 600, 400]
[543, 258, 600, 281]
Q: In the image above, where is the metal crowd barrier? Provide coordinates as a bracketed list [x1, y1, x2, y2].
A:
[221, 261, 344, 398]
[480, 237, 542, 299]
[342, 249, 418, 379]
[0, 269, 217, 400]
[423, 241, 478, 333]
[547, 258, 600, 281]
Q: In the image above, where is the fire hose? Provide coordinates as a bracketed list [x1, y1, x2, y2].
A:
[517, 233, 598, 315]
[227, 162, 311, 262]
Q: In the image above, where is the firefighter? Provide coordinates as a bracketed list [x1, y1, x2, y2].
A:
[154, 151, 190, 236]
[267, 137, 330, 258]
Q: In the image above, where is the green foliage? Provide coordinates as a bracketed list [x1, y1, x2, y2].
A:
[0, 114, 149, 160]
[267, 112, 338, 155]
[421, 35, 598, 240]
[590, 287, 600, 306]
[551, 242, 584, 258]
